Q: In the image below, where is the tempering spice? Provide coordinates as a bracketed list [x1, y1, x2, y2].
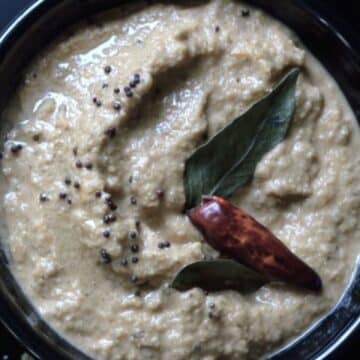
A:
[100, 248, 112, 264]
[10, 143, 23, 154]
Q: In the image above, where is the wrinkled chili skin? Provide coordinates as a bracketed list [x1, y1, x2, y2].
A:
[188, 196, 322, 292]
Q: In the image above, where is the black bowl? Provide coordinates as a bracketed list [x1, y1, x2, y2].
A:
[0, 1, 359, 359]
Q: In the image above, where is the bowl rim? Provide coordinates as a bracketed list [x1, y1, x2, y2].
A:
[0, 1, 359, 359]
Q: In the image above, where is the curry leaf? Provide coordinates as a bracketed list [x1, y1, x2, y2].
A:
[184, 68, 300, 209]
[170, 259, 268, 293]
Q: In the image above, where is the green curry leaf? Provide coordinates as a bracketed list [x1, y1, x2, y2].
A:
[184, 68, 300, 209]
[170, 259, 268, 293]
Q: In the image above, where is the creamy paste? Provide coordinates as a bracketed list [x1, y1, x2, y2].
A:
[1, 1, 359, 359]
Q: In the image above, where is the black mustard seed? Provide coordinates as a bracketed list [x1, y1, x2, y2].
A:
[103, 229, 111, 238]
[32, 134, 41, 142]
[104, 126, 117, 138]
[121, 258, 128, 266]
[113, 101, 122, 111]
[59, 192, 67, 200]
[10, 144, 23, 154]
[39, 193, 49, 202]
[85, 161, 93, 170]
[103, 213, 116, 224]
[124, 86, 133, 98]
[100, 248, 112, 264]
[129, 230, 138, 240]
[131, 244, 139, 253]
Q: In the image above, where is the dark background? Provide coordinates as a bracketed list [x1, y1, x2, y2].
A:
[0, 0, 359, 359]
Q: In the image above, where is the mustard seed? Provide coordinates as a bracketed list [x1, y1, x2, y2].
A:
[108, 201, 117, 211]
[158, 241, 170, 249]
[59, 192, 67, 200]
[129, 230, 138, 240]
[10, 143, 23, 154]
[131, 244, 139, 253]
[39, 193, 49, 202]
[32, 134, 41, 142]
[121, 258, 128, 266]
[156, 188, 164, 198]
[134, 73, 140, 83]
[124, 86, 133, 98]
[85, 161, 93, 170]
[100, 248, 112, 264]
[103, 213, 116, 224]
[113, 101, 122, 111]
[104, 126, 116, 138]
[103, 229, 111, 238]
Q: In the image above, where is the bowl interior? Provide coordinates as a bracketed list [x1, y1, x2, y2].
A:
[0, 1, 359, 359]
